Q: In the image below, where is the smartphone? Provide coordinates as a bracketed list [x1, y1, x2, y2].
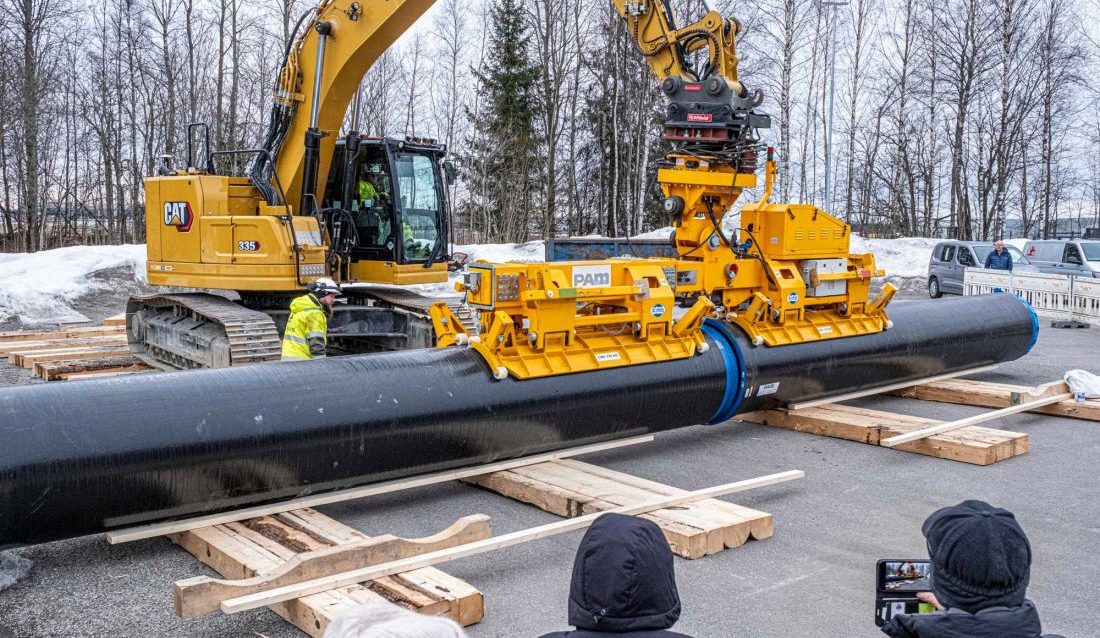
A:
[875, 559, 935, 627]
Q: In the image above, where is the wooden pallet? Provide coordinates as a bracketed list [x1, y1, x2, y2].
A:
[170, 508, 484, 636]
[464, 459, 774, 559]
[741, 404, 1028, 465]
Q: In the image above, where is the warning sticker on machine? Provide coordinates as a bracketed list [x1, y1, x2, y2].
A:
[756, 382, 780, 397]
[595, 352, 622, 363]
[817, 326, 834, 335]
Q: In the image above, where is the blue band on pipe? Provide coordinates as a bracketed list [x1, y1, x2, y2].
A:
[1013, 293, 1040, 353]
[700, 318, 747, 425]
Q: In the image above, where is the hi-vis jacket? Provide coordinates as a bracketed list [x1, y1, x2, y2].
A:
[281, 294, 329, 360]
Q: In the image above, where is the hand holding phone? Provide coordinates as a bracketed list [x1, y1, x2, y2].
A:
[875, 559, 936, 627]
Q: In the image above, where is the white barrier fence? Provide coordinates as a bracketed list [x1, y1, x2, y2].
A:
[963, 269, 1100, 323]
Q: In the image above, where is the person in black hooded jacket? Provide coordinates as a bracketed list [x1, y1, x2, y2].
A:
[882, 500, 1066, 638]
[538, 513, 694, 638]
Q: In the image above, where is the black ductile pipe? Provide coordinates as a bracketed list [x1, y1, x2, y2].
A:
[0, 294, 1037, 547]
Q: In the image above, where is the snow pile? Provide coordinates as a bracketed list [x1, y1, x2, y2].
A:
[632, 227, 675, 241]
[0, 244, 146, 325]
[453, 240, 546, 263]
[0, 550, 32, 591]
[851, 236, 938, 279]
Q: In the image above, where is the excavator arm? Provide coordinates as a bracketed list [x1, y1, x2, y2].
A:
[251, 0, 438, 215]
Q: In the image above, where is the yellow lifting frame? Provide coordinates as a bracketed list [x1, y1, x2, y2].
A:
[431, 262, 716, 380]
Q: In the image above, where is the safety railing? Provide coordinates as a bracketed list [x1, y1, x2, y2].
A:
[963, 269, 1099, 324]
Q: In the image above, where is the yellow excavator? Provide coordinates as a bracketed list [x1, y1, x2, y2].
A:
[132, 0, 459, 369]
[133, 0, 894, 371]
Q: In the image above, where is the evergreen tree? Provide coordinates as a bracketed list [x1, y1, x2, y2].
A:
[461, 0, 542, 242]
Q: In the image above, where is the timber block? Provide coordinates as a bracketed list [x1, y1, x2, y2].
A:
[0, 325, 123, 344]
[34, 355, 145, 380]
[464, 459, 773, 559]
[892, 379, 1100, 423]
[169, 508, 483, 636]
[742, 404, 1028, 465]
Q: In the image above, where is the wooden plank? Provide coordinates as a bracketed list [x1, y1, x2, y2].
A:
[175, 514, 491, 618]
[59, 365, 152, 380]
[107, 435, 654, 544]
[171, 508, 484, 636]
[170, 522, 371, 636]
[742, 405, 1028, 465]
[892, 379, 1100, 422]
[465, 459, 773, 559]
[881, 393, 1073, 447]
[0, 335, 126, 355]
[102, 314, 127, 326]
[273, 510, 482, 626]
[556, 460, 775, 546]
[787, 365, 999, 410]
[35, 355, 144, 380]
[219, 471, 805, 614]
[13, 346, 131, 368]
[0, 325, 123, 344]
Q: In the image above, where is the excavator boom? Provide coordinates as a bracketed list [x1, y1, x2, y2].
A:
[254, 0, 439, 214]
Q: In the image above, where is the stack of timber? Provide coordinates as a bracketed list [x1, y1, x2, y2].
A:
[0, 315, 154, 381]
[170, 507, 484, 637]
[464, 459, 774, 559]
[741, 375, 1099, 466]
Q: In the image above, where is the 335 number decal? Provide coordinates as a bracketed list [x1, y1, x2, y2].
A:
[237, 240, 260, 252]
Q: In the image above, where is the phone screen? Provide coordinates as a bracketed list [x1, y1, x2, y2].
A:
[875, 559, 933, 627]
[881, 560, 932, 592]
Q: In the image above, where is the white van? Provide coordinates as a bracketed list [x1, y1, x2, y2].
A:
[1022, 240, 1100, 278]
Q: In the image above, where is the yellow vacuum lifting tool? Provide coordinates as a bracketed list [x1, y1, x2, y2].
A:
[432, 0, 896, 380]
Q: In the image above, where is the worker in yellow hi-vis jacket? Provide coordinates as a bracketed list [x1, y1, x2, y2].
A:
[281, 278, 343, 361]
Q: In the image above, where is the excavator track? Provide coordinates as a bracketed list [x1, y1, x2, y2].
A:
[360, 287, 478, 334]
[127, 293, 283, 370]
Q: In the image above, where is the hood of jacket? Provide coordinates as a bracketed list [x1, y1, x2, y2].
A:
[566, 513, 681, 632]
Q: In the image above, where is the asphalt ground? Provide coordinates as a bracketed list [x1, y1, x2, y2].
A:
[0, 297, 1097, 637]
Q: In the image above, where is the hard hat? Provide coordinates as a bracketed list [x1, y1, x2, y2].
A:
[308, 277, 343, 297]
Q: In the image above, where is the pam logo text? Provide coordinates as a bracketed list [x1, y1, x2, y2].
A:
[163, 201, 194, 233]
[572, 265, 612, 288]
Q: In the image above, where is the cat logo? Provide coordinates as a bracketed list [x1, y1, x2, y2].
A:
[163, 201, 194, 232]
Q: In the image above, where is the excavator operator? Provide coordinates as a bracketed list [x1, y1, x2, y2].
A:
[355, 163, 392, 246]
[281, 277, 343, 361]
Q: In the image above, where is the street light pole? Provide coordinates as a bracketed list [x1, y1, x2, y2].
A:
[822, 1, 848, 216]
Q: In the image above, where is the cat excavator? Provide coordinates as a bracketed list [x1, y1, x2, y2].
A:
[131, 0, 460, 369]
[132, 0, 894, 371]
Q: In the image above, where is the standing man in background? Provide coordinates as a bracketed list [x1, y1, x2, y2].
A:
[984, 241, 1014, 272]
[281, 278, 343, 361]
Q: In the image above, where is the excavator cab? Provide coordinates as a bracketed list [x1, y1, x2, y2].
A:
[322, 137, 451, 285]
